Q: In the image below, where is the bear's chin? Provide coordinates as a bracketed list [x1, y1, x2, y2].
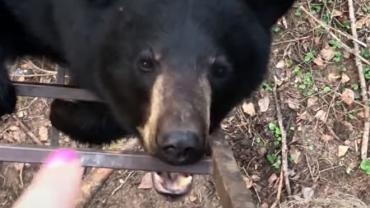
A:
[151, 172, 193, 197]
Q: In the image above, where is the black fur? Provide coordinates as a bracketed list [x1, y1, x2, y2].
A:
[0, 0, 294, 144]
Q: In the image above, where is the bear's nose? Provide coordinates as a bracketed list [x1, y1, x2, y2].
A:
[157, 131, 203, 165]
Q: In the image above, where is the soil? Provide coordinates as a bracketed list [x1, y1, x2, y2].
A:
[1, 1, 370, 208]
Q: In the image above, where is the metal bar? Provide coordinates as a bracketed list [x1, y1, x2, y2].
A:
[0, 144, 212, 175]
[210, 132, 256, 208]
[13, 82, 100, 102]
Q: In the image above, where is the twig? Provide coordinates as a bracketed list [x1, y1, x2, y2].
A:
[24, 59, 57, 75]
[300, 6, 370, 66]
[75, 139, 138, 208]
[272, 36, 310, 46]
[11, 116, 42, 145]
[347, 0, 370, 160]
[299, 6, 366, 47]
[270, 170, 284, 208]
[273, 76, 291, 196]
[110, 171, 135, 196]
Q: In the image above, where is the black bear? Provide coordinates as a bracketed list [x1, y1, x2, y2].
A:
[0, 0, 294, 195]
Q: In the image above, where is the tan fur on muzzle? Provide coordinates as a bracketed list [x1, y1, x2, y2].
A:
[138, 73, 211, 154]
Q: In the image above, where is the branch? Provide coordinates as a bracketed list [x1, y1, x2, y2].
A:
[300, 6, 370, 65]
[273, 76, 291, 196]
[347, 0, 370, 160]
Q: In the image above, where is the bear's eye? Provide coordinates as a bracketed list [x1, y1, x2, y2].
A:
[211, 63, 229, 78]
[138, 57, 155, 73]
[137, 49, 156, 73]
[210, 56, 231, 79]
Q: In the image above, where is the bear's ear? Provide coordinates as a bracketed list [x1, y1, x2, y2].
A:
[245, 0, 295, 28]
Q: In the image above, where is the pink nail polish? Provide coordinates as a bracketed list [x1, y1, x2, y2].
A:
[45, 148, 79, 168]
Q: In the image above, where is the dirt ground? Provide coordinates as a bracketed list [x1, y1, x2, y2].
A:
[1, 1, 370, 207]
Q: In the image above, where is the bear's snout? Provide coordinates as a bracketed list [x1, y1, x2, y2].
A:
[156, 130, 204, 165]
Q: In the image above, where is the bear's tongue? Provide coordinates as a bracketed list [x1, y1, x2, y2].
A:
[152, 172, 193, 196]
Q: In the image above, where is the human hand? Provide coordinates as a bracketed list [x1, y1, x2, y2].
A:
[13, 148, 83, 208]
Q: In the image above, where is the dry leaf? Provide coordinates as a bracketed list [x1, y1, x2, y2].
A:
[332, 10, 343, 17]
[338, 145, 349, 157]
[315, 110, 327, 122]
[355, 14, 370, 29]
[242, 102, 256, 116]
[258, 96, 270, 113]
[321, 134, 334, 142]
[243, 176, 253, 189]
[189, 194, 197, 202]
[275, 60, 285, 69]
[307, 96, 318, 108]
[298, 111, 312, 121]
[268, 173, 278, 186]
[281, 17, 288, 29]
[289, 149, 302, 164]
[341, 88, 355, 105]
[341, 74, 350, 83]
[313, 56, 325, 67]
[260, 203, 269, 208]
[251, 175, 261, 182]
[357, 110, 365, 119]
[9, 126, 19, 131]
[287, 98, 300, 110]
[38, 126, 49, 142]
[302, 187, 315, 200]
[14, 163, 24, 171]
[320, 46, 335, 61]
[138, 173, 153, 189]
[328, 72, 340, 82]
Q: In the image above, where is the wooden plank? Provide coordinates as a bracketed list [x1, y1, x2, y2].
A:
[211, 132, 256, 208]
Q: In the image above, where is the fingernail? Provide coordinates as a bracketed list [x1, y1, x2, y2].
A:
[45, 148, 79, 168]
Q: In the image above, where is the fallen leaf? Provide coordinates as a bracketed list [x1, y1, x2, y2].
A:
[189, 194, 198, 202]
[328, 72, 341, 82]
[242, 102, 256, 117]
[243, 176, 253, 189]
[315, 110, 327, 122]
[298, 111, 312, 121]
[138, 173, 153, 189]
[38, 126, 49, 142]
[355, 14, 370, 29]
[302, 187, 315, 200]
[275, 60, 285, 69]
[289, 148, 302, 164]
[9, 126, 19, 131]
[14, 163, 24, 171]
[341, 74, 350, 83]
[258, 96, 270, 113]
[332, 9, 343, 17]
[321, 134, 334, 142]
[307, 96, 318, 108]
[320, 46, 335, 61]
[313, 56, 325, 67]
[260, 203, 269, 208]
[357, 110, 365, 119]
[251, 175, 261, 182]
[281, 17, 288, 29]
[338, 145, 349, 157]
[341, 88, 355, 105]
[287, 98, 300, 110]
[268, 173, 278, 186]
[343, 50, 351, 59]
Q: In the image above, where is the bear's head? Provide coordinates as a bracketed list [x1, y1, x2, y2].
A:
[73, 0, 294, 166]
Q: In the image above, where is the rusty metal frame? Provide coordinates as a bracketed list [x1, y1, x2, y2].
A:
[0, 75, 256, 207]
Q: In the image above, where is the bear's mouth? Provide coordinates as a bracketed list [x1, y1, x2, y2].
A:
[151, 172, 193, 196]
